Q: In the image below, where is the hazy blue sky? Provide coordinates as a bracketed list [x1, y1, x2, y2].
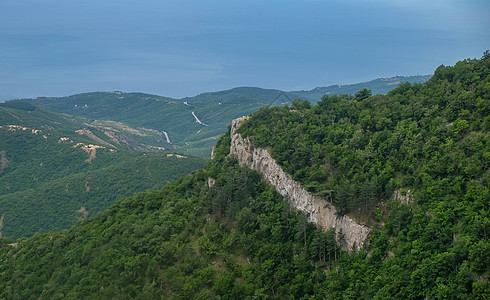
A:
[1, 0, 489, 99]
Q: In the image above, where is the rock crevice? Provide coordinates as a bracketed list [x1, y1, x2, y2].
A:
[230, 117, 371, 251]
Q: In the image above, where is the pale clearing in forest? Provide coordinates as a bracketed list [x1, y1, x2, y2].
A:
[0, 150, 9, 171]
[0, 125, 41, 135]
[75, 128, 115, 148]
[77, 207, 89, 219]
[166, 153, 187, 159]
[73, 143, 106, 163]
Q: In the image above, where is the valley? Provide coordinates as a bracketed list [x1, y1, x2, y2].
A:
[0, 76, 430, 239]
[0, 55, 487, 298]
[20, 75, 430, 158]
[0, 104, 204, 239]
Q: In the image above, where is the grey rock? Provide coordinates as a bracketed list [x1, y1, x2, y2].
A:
[230, 117, 371, 251]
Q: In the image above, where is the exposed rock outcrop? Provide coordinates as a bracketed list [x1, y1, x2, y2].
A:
[393, 189, 413, 205]
[229, 117, 371, 251]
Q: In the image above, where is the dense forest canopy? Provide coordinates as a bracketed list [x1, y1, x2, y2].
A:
[239, 52, 489, 218]
[0, 105, 204, 239]
[0, 53, 488, 299]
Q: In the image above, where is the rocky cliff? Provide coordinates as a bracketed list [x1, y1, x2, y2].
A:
[230, 117, 371, 251]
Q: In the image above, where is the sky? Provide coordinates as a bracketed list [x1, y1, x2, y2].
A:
[0, 0, 489, 100]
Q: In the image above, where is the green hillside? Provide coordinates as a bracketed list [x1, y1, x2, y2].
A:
[288, 75, 431, 101]
[21, 76, 430, 158]
[0, 132, 343, 299]
[0, 105, 204, 239]
[22, 90, 281, 158]
[237, 54, 490, 297]
[0, 54, 487, 298]
[238, 73, 488, 217]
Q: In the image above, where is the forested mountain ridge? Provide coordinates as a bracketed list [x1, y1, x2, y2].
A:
[20, 75, 430, 158]
[1, 74, 425, 240]
[229, 117, 371, 251]
[238, 55, 489, 218]
[236, 53, 490, 297]
[288, 75, 431, 101]
[0, 134, 343, 299]
[0, 104, 204, 239]
[0, 55, 487, 298]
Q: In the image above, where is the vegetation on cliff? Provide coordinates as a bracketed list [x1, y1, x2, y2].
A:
[0, 134, 341, 299]
[240, 54, 489, 217]
[236, 52, 490, 298]
[0, 54, 487, 298]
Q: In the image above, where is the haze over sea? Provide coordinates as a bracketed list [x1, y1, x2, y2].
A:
[1, 0, 489, 100]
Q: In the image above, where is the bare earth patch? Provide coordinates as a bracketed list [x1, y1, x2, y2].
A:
[58, 137, 72, 143]
[149, 146, 166, 151]
[0, 150, 9, 171]
[76, 207, 89, 219]
[88, 120, 148, 136]
[102, 131, 122, 145]
[8, 113, 22, 121]
[166, 153, 187, 159]
[0, 125, 41, 135]
[75, 128, 115, 148]
[73, 143, 106, 163]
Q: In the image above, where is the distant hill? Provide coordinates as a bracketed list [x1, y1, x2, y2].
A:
[0, 54, 487, 299]
[0, 104, 204, 239]
[0, 76, 430, 237]
[288, 75, 431, 100]
[22, 75, 430, 158]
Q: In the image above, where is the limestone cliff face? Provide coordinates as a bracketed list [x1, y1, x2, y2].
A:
[230, 117, 371, 251]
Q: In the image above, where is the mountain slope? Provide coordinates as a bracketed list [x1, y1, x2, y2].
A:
[0, 139, 339, 299]
[236, 54, 490, 298]
[0, 54, 488, 298]
[288, 75, 431, 100]
[21, 76, 430, 157]
[0, 104, 204, 239]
